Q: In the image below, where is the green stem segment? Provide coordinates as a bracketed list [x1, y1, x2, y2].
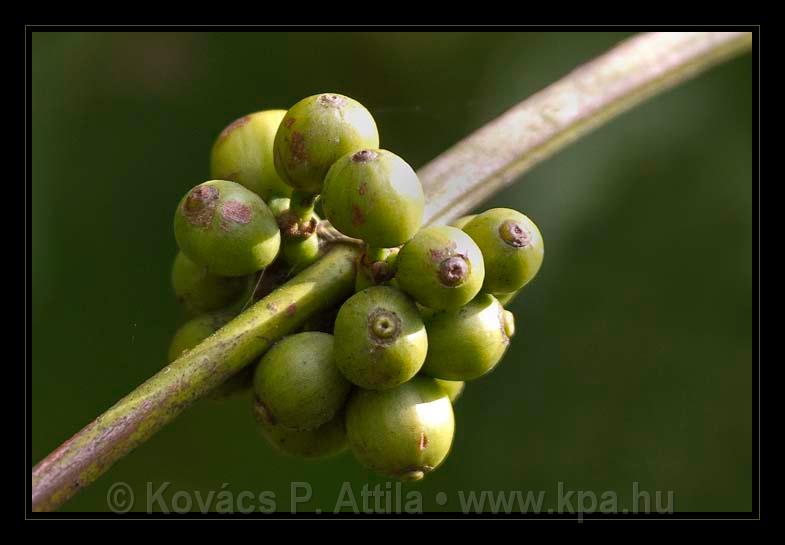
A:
[31, 31, 752, 512]
[365, 246, 388, 264]
[289, 190, 317, 224]
[31, 244, 359, 512]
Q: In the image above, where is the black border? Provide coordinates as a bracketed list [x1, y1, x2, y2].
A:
[24, 25, 761, 521]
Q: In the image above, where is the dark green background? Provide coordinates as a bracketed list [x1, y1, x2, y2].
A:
[32, 32, 753, 513]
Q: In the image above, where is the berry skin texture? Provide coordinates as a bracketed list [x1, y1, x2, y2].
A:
[253, 332, 351, 431]
[321, 149, 424, 248]
[274, 93, 379, 194]
[210, 110, 293, 201]
[421, 294, 514, 381]
[174, 180, 281, 277]
[434, 379, 465, 403]
[346, 376, 455, 481]
[449, 214, 477, 230]
[463, 208, 544, 294]
[333, 286, 428, 390]
[254, 397, 347, 459]
[171, 251, 251, 314]
[396, 225, 485, 311]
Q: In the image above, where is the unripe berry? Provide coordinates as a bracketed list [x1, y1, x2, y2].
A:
[282, 233, 321, 273]
[266, 195, 291, 219]
[321, 149, 424, 248]
[345, 377, 455, 481]
[254, 398, 347, 459]
[274, 93, 379, 194]
[463, 208, 544, 293]
[421, 294, 514, 381]
[253, 332, 351, 431]
[171, 251, 251, 314]
[434, 379, 465, 403]
[396, 225, 485, 311]
[210, 110, 293, 201]
[174, 180, 281, 277]
[333, 286, 427, 390]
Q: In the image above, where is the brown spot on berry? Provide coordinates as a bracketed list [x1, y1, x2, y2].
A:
[221, 200, 252, 226]
[286, 303, 297, 317]
[499, 220, 531, 248]
[370, 260, 393, 284]
[351, 204, 365, 226]
[428, 241, 458, 262]
[439, 256, 469, 287]
[352, 150, 378, 163]
[419, 432, 428, 450]
[318, 94, 346, 107]
[358, 182, 367, 196]
[183, 185, 219, 227]
[284, 117, 295, 129]
[289, 131, 307, 165]
[219, 116, 251, 140]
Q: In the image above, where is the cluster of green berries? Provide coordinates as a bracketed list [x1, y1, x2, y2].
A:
[166, 93, 544, 480]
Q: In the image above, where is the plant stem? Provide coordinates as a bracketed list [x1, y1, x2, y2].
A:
[421, 31, 752, 226]
[31, 31, 752, 512]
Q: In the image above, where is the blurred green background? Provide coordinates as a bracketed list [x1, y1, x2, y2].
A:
[31, 32, 752, 513]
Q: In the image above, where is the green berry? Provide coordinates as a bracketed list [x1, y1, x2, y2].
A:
[171, 251, 251, 314]
[274, 93, 379, 194]
[266, 195, 291, 219]
[210, 110, 293, 201]
[253, 332, 351, 430]
[463, 208, 544, 293]
[174, 180, 281, 277]
[449, 214, 477, 230]
[434, 379, 465, 403]
[396, 225, 485, 311]
[282, 233, 320, 273]
[346, 377, 455, 481]
[421, 294, 514, 381]
[333, 286, 428, 390]
[321, 149, 424, 248]
[254, 398, 347, 459]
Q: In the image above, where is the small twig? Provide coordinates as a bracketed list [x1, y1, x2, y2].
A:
[316, 219, 363, 246]
[31, 31, 752, 512]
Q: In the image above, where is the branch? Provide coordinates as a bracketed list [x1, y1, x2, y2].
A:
[422, 31, 752, 226]
[31, 31, 752, 512]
